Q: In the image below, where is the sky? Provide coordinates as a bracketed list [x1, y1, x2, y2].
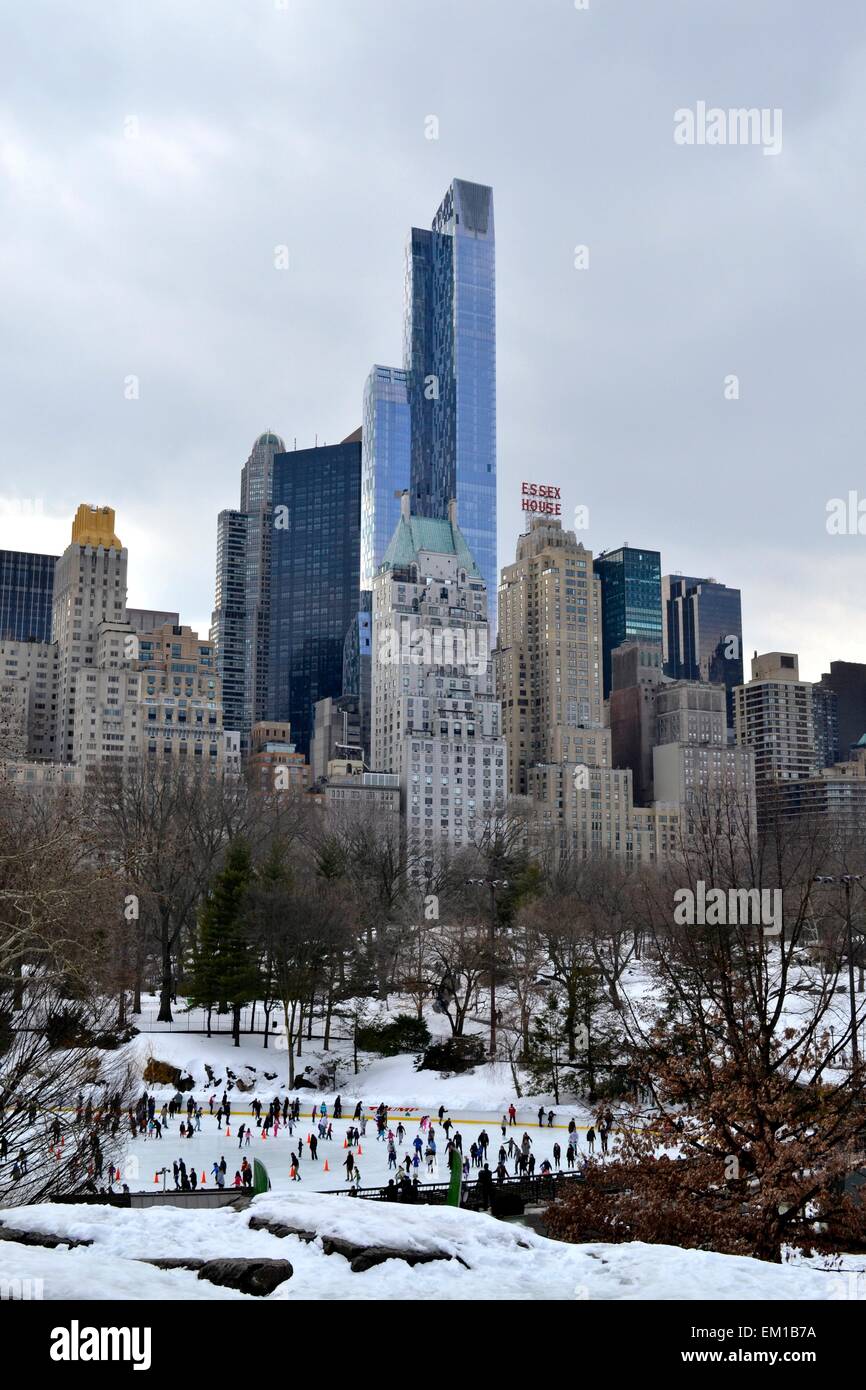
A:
[1, 0, 865, 682]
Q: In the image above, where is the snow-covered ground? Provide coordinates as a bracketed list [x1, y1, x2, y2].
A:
[114, 1031, 598, 1194]
[0, 1192, 854, 1301]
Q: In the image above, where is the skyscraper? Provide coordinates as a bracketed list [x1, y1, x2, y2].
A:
[818, 661, 866, 757]
[595, 546, 663, 699]
[52, 505, 129, 762]
[663, 574, 743, 728]
[210, 432, 285, 751]
[268, 435, 361, 758]
[0, 550, 57, 643]
[403, 179, 497, 632]
[361, 366, 410, 590]
[734, 652, 816, 826]
[371, 492, 505, 861]
[496, 516, 665, 863]
[496, 516, 603, 798]
[211, 509, 247, 739]
[240, 432, 284, 739]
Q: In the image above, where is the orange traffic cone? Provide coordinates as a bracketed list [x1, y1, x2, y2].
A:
[357, 1144, 362, 1155]
[343, 1138, 348, 1148]
[201, 1171, 206, 1184]
[226, 1126, 231, 1138]
[323, 1159, 329, 1172]
[262, 1129, 267, 1140]
[154, 1172, 159, 1184]
[290, 1165, 296, 1179]
[116, 1170, 121, 1182]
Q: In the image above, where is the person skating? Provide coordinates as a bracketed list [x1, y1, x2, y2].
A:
[309, 1134, 318, 1160]
[237, 1123, 246, 1148]
[477, 1163, 494, 1211]
[334, 1096, 342, 1119]
[553, 1141, 561, 1168]
[547, 1109, 554, 1128]
[586, 1126, 596, 1155]
[343, 1150, 355, 1181]
[508, 1103, 516, 1126]
[290, 1152, 301, 1181]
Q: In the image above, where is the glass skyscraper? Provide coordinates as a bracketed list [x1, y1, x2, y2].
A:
[361, 366, 410, 589]
[663, 574, 743, 728]
[210, 432, 284, 750]
[268, 435, 361, 758]
[403, 179, 497, 632]
[595, 546, 663, 698]
[210, 509, 247, 738]
[0, 550, 57, 643]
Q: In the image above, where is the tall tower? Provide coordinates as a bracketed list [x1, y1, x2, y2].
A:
[496, 517, 604, 798]
[403, 179, 497, 633]
[52, 505, 128, 762]
[361, 366, 410, 591]
[734, 652, 817, 826]
[211, 509, 247, 739]
[210, 432, 284, 752]
[268, 434, 361, 758]
[595, 545, 663, 699]
[371, 492, 505, 863]
[662, 574, 743, 730]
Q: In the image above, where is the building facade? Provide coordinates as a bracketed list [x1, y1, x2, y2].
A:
[496, 517, 603, 798]
[734, 652, 816, 824]
[268, 435, 362, 758]
[595, 546, 663, 699]
[361, 366, 410, 591]
[371, 493, 505, 862]
[662, 574, 743, 729]
[0, 550, 57, 643]
[403, 179, 497, 633]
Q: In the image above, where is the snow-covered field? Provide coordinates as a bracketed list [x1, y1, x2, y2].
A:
[0, 1192, 853, 1301]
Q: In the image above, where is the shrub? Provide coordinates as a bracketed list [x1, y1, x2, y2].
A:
[356, 1014, 431, 1057]
[418, 1034, 486, 1073]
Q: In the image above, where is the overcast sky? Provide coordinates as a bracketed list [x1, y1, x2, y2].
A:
[1, 0, 864, 682]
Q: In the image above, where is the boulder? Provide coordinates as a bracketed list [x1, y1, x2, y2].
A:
[248, 1215, 314, 1242]
[0, 1225, 92, 1250]
[197, 1258, 292, 1296]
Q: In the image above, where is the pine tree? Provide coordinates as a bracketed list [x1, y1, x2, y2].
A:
[189, 839, 257, 1045]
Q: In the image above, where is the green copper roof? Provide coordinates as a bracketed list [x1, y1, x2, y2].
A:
[380, 513, 482, 578]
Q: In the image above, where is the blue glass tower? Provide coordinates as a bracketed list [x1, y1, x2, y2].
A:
[268, 435, 361, 758]
[403, 179, 497, 632]
[0, 550, 57, 642]
[595, 546, 663, 699]
[662, 574, 744, 729]
[361, 366, 411, 589]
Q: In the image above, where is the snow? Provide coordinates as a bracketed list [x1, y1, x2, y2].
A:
[0, 1193, 852, 1301]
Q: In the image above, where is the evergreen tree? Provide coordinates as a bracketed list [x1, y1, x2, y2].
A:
[189, 839, 257, 1045]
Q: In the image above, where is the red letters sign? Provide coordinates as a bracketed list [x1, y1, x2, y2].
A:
[521, 481, 562, 516]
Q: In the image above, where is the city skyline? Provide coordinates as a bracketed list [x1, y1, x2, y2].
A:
[2, 1, 865, 684]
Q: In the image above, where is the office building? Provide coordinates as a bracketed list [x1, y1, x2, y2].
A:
[268, 435, 361, 758]
[662, 575, 743, 728]
[595, 546, 663, 699]
[361, 367, 410, 590]
[0, 550, 57, 643]
[404, 179, 497, 632]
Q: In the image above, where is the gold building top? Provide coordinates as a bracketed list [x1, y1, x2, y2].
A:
[71, 504, 122, 550]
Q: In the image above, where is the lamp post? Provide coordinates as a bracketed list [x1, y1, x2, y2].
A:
[814, 874, 862, 1069]
[466, 876, 509, 1058]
